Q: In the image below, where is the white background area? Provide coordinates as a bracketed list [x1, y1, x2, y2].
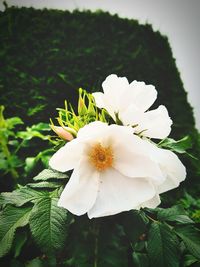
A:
[0, 0, 199, 130]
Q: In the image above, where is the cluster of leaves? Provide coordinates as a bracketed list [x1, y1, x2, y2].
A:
[0, 169, 69, 266]
[0, 168, 200, 267]
[179, 192, 200, 223]
[0, 106, 54, 191]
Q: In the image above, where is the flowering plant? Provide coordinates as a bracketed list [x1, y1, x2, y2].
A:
[50, 74, 185, 218]
[0, 75, 200, 267]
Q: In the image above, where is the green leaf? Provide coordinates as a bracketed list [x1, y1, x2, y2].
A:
[31, 123, 50, 132]
[17, 129, 47, 141]
[0, 153, 8, 170]
[147, 222, 179, 267]
[57, 73, 68, 83]
[132, 252, 149, 267]
[120, 211, 146, 243]
[29, 197, 68, 254]
[12, 231, 27, 258]
[159, 136, 192, 153]
[157, 205, 194, 224]
[27, 105, 46, 116]
[24, 157, 37, 174]
[10, 259, 25, 267]
[6, 117, 24, 129]
[175, 225, 200, 260]
[27, 181, 63, 189]
[0, 187, 45, 207]
[0, 206, 31, 257]
[98, 222, 128, 267]
[33, 169, 68, 181]
[25, 258, 44, 267]
[17, 123, 50, 141]
[183, 254, 199, 267]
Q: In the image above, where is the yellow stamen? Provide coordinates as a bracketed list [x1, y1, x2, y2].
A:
[89, 143, 113, 171]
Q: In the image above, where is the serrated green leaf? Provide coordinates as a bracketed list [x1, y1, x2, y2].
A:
[6, 117, 24, 128]
[157, 205, 194, 224]
[27, 105, 46, 116]
[10, 259, 25, 267]
[120, 211, 146, 243]
[27, 181, 63, 189]
[25, 157, 37, 174]
[0, 187, 46, 207]
[33, 169, 68, 181]
[175, 226, 200, 260]
[12, 231, 27, 258]
[132, 252, 149, 267]
[25, 258, 43, 267]
[134, 241, 146, 252]
[0, 206, 31, 257]
[183, 254, 199, 267]
[147, 222, 179, 267]
[98, 222, 128, 267]
[29, 197, 68, 254]
[159, 136, 192, 153]
[31, 123, 50, 132]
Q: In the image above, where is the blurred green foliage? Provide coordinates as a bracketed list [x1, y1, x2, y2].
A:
[0, 106, 53, 192]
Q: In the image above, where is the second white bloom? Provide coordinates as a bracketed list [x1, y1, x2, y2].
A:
[93, 74, 172, 139]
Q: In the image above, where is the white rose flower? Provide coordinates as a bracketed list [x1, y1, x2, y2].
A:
[49, 121, 186, 218]
[93, 74, 172, 139]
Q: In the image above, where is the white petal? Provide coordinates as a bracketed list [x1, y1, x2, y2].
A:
[77, 121, 108, 141]
[92, 92, 105, 108]
[127, 81, 157, 112]
[106, 127, 165, 183]
[88, 168, 156, 218]
[120, 105, 144, 126]
[143, 141, 186, 193]
[49, 138, 84, 172]
[156, 149, 186, 193]
[135, 105, 172, 139]
[114, 151, 164, 183]
[102, 74, 129, 97]
[140, 194, 161, 209]
[102, 74, 130, 116]
[58, 158, 100, 216]
[107, 124, 144, 153]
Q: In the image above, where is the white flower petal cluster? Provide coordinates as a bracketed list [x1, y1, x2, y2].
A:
[49, 121, 186, 218]
[93, 74, 172, 139]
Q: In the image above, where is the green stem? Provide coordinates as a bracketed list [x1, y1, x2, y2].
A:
[146, 214, 158, 223]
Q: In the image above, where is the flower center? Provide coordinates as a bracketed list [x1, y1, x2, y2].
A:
[89, 143, 113, 171]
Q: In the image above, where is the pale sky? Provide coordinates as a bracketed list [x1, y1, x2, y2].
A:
[1, 0, 199, 130]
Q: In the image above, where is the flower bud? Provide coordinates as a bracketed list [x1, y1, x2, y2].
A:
[51, 126, 74, 141]
[78, 88, 87, 115]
